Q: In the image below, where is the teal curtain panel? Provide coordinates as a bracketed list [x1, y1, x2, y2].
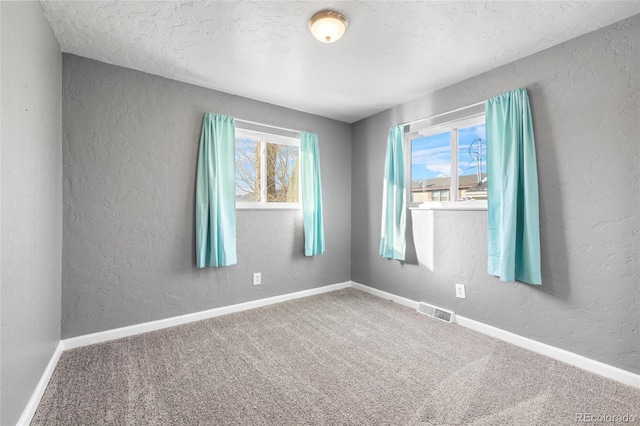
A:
[300, 132, 326, 256]
[195, 113, 237, 268]
[486, 88, 542, 285]
[379, 125, 406, 261]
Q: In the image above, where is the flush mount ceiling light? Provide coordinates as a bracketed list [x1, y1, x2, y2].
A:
[309, 10, 348, 43]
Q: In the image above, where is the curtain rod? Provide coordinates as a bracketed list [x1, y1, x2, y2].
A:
[235, 118, 301, 135]
[400, 100, 485, 128]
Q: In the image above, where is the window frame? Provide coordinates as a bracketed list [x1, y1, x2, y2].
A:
[405, 113, 487, 211]
[235, 128, 302, 210]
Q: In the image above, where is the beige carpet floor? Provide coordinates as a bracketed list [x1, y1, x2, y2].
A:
[32, 288, 640, 425]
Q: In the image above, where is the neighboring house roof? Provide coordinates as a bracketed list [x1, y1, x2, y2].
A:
[411, 174, 485, 192]
[464, 177, 488, 198]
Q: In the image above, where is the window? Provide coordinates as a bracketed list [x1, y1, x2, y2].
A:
[407, 114, 486, 207]
[235, 129, 300, 209]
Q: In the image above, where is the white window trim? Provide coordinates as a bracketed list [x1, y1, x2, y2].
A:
[409, 201, 487, 211]
[406, 113, 487, 211]
[235, 128, 302, 210]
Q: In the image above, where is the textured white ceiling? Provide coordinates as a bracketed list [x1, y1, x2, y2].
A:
[41, 1, 640, 123]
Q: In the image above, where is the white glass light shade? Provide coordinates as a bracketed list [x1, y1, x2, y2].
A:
[309, 10, 348, 43]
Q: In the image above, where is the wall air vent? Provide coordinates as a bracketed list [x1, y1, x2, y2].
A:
[417, 302, 455, 323]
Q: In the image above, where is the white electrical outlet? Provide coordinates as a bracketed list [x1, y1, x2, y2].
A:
[455, 283, 466, 299]
[253, 272, 261, 285]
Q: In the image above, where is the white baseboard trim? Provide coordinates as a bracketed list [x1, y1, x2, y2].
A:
[17, 341, 64, 426]
[352, 282, 639, 390]
[63, 281, 352, 350]
[350, 281, 419, 310]
[454, 315, 640, 389]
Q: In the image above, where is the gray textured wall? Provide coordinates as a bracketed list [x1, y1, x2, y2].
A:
[351, 16, 639, 374]
[62, 55, 351, 338]
[0, 2, 62, 424]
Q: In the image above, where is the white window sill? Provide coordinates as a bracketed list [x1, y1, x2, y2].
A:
[409, 201, 487, 211]
[237, 203, 302, 210]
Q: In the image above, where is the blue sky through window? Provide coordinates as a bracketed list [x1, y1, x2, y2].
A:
[411, 132, 451, 180]
[235, 137, 259, 199]
[411, 123, 486, 181]
[459, 124, 486, 178]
